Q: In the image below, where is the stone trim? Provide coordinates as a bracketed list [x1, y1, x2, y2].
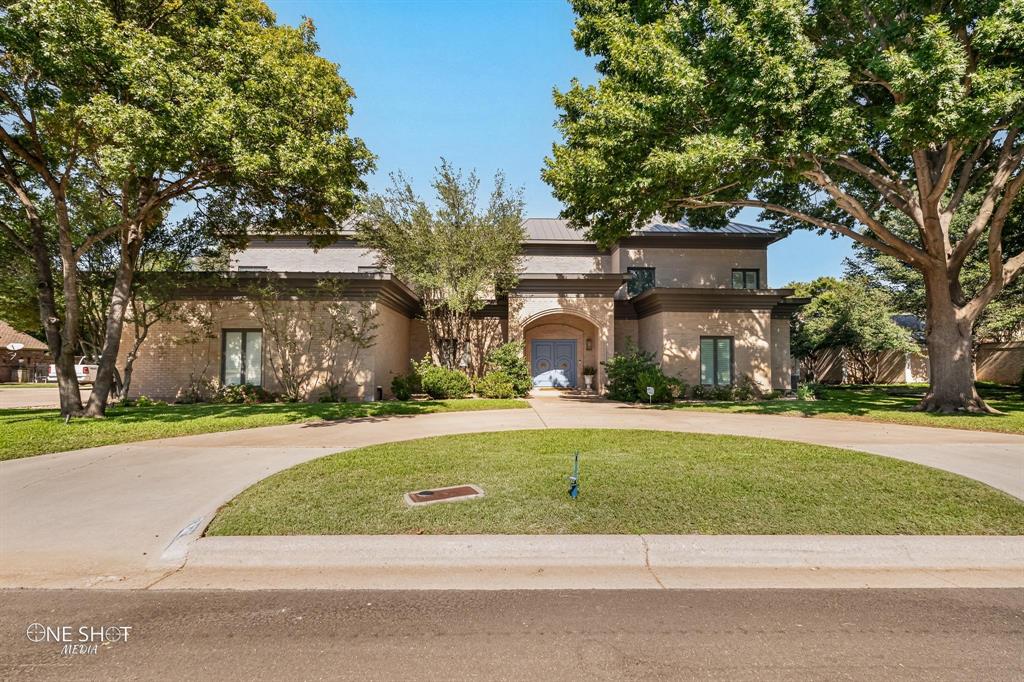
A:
[614, 300, 638, 320]
[771, 298, 811, 319]
[513, 273, 628, 297]
[171, 271, 421, 316]
[522, 243, 610, 256]
[618, 233, 782, 249]
[631, 287, 800, 316]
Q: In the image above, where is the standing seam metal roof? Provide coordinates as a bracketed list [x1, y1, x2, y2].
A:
[521, 217, 777, 242]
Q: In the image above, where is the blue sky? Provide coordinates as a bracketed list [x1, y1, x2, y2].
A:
[267, 0, 854, 286]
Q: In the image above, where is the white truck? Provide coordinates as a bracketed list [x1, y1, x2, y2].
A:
[47, 357, 100, 384]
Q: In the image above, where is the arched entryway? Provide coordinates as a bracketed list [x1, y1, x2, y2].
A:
[522, 311, 600, 389]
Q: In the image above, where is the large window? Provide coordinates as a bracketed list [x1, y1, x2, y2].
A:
[700, 337, 733, 386]
[731, 269, 760, 289]
[627, 267, 656, 296]
[222, 330, 263, 386]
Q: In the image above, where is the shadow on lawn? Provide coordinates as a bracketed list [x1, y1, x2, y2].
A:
[662, 385, 1021, 420]
[0, 400, 458, 426]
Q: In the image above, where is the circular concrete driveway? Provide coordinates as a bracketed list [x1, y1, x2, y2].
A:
[1, 396, 1021, 588]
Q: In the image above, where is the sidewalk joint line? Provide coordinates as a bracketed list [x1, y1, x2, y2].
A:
[141, 564, 184, 590]
[527, 400, 551, 429]
[640, 535, 667, 589]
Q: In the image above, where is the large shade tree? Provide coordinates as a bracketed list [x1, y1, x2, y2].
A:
[0, 0, 372, 416]
[545, 0, 1024, 413]
[845, 198, 1024, 344]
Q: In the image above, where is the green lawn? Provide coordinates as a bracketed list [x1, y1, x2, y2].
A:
[666, 384, 1024, 434]
[0, 399, 527, 461]
[207, 429, 1024, 536]
[0, 382, 54, 388]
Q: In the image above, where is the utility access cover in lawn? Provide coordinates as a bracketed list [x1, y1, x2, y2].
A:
[405, 484, 485, 507]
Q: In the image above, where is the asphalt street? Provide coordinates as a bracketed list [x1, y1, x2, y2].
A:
[1, 588, 1021, 681]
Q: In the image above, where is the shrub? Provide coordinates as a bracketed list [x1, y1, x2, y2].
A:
[602, 341, 680, 403]
[211, 383, 276, 404]
[733, 375, 764, 402]
[796, 383, 819, 401]
[763, 390, 783, 401]
[131, 395, 167, 408]
[485, 341, 533, 397]
[635, 367, 684, 403]
[582, 365, 597, 377]
[475, 370, 519, 399]
[691, 383, 736, 401]
[420, 364, 472, 399]
[174, 375, 216, 404]
[391, 371, 421, 400]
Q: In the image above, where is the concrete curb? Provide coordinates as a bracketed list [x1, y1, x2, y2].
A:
[154, 535, 1024, 590]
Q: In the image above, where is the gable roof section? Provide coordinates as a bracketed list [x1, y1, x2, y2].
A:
[522, 217, 780, 244]
[0, 321, 47, 351]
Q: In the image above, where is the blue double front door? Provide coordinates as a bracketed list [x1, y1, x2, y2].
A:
[531, 339, 577, 388]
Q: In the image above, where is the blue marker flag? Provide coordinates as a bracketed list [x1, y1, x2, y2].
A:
[568, 451, 580, 499]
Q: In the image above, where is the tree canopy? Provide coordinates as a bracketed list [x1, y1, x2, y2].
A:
[791, 276, 916, 383]
[545, 0, 1024, 411]
[356, 161, 525, 371]
[0, 0, 372, 414]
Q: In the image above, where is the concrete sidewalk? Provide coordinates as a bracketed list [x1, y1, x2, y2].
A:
[159, 535, 1024, 590]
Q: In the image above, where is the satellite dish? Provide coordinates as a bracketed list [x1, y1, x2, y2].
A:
[6, 343, 24, 351]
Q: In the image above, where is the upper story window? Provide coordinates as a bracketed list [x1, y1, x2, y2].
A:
[731, 269, 760, 289]
[627, 267, 656, 297]
[237, 265, 268, 271]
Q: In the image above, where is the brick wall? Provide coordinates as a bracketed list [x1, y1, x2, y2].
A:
[119, 298, 411, 402]
[652, 310, 774, 390]
[976, 342, 1024, 385]
[615, 247, 768, 289]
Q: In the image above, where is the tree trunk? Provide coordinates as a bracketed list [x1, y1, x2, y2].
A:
[84, 230, 142, 417]
[915, 273, 992, 413]
[120, 334, 146, 400]
[28, 215, 83, 417]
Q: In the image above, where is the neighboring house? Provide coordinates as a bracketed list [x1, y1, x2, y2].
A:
[0, 321, 49, 383]
[119, 218, 806, 401]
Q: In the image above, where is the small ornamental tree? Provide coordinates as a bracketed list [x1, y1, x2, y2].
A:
[794, 278, 917, 384]
[357, 161, 525, 370]
[545, 0, 1024, 413]
[246, 279, 379, 402]
[0, 0, 372, 416]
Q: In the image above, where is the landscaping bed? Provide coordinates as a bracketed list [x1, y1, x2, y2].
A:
[207, 429, 1024, 536]
[0, 399, 528, 461]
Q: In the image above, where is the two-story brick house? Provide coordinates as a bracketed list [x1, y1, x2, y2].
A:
[120, 218, 804, 401]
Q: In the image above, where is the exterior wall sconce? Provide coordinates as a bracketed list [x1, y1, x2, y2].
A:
[585, 338, 593, 351]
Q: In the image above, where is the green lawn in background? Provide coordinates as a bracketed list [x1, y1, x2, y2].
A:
[666, 384, 1024, 434]
[0, 399, 528, 461]
[207, 429, 1024, 536]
